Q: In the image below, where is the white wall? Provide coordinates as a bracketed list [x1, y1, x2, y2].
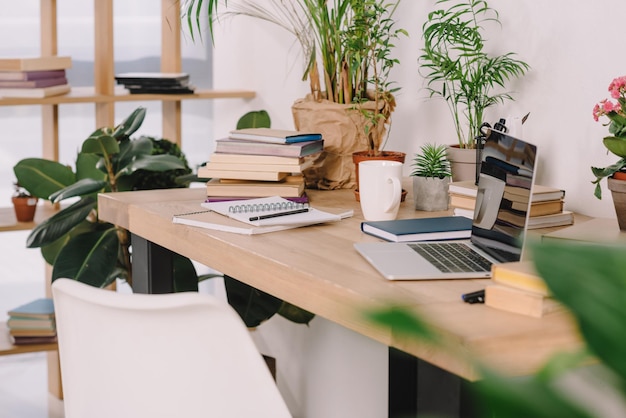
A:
[211, 0, 626, 219]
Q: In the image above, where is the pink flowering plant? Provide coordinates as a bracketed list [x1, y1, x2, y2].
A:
[591, 75, 626, 199]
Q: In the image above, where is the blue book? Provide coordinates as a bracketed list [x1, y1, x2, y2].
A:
[8, 298, 54, 319]
[229, 128, 322, 144]
[360, 216, 473, 242]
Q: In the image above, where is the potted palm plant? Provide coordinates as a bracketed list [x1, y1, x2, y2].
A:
[419, 0, 530, 181]
[183, 0, 407, 190]
[410, 143, 451, 211]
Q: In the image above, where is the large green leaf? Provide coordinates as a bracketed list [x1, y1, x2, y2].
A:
[27, 197, 97, 248]
[531, 241, 626, 380]
[224, 275, 282, 328]
[116, 154, 188, 178]
[51, 228, 120, 288]
[81, 134, 119, 156]
[603, 136, 626, 159]
[76, 152, 107, 182]
[236, 110, 271, 129]
[39, 219, 94, 265]
[49, 178, 107, 203]
[112, 106, 146, 138]
[116, 136, 154, 170]
[13, 158, 75, 200]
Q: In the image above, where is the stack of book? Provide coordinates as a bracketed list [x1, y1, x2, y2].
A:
[0, 56, 72, 98]
[485, 261, 564, 318]
[448, 180, 574, 229]
[6, 298, 56, 345]
[199, 128, 324, 202]
[115, 72, 195, 94]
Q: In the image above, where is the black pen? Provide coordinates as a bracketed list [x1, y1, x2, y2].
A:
[462, 289, 485, 304]
[249, 208, 310, 221]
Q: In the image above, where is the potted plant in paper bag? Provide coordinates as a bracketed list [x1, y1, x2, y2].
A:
[591, 75, 626, 230]
[183, 0, 407, 190]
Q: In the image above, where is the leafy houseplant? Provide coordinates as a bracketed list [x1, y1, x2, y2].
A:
[183, 0, 407, 189]
[419, 0, 530, 150]
[591, 75, 626, 197]
[410, 143, 451, 211]
[11, 182, 38, 222]
[13, 107, 198, 290]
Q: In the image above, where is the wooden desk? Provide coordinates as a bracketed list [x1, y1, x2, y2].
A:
[98, 184, 583, 382]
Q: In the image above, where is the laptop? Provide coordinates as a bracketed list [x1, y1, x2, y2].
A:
[354, 129, 538, 280]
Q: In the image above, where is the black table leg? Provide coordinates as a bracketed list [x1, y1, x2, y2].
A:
[130, 233, 175, 294]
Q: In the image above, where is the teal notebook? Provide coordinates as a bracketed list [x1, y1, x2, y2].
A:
[360, 216, 473, 242]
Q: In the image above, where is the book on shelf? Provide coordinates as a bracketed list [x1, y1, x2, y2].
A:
[0, 55, 72, 72]
[214, 138, 324, 158]
[205, 176, 305, 198]
[11, 335, 58, 345]
[172, 196, 353, 235]
[0, 69, 65, 81]
[209, 153, 305, 166]
[0, 83, 70, 98]
[360, 216, 473, 242]
[126, 85, 195, 95]
[229, 128, 323, 144]
[7, 298, 54, 320]
[197, 167, 289, 182]
[114, 72, 190, 86]
[9, 328, 57, 337]
[485, 283, 564, 318]
[0, 76, 67, 88]
[7, 317, 55, 330]
[202, 160, 306, 174]
[490, 260, 549, 296]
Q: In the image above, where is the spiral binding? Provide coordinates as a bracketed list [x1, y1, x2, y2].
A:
[228, 201, 309, 214]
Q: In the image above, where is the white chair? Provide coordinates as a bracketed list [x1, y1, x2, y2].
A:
[51, 278, 291, 418]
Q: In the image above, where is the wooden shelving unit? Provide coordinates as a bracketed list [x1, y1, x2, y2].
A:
[0, 0, 255, 397]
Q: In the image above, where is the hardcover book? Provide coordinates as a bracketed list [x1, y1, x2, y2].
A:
[0, 76, 68, 88]
[0, 56, 72, 71]
[0, 83, 70, 98]
[229, 128, 322, 144]
[197, 167, 289, 182]
[114, 72, 190, 85]
[7, 298, 54, 320]
[485, 283, 563, 318]
[202, 160, 305, 174]
[0, 69, 65, 81]
[360, 216, 473, 242]
[205, 176, 305, 198]
[208, 153, 304, 166]
[490, 260, 549, 296]
[214, 138, 324, 158]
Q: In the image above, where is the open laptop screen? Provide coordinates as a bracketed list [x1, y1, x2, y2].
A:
[470, 129, 538, 263]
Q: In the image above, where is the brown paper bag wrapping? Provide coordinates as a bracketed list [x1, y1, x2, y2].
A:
[292, 95, 388, 190]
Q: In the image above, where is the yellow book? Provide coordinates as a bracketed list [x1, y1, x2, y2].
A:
[485, 284, 564, 318]
[490, 260, 549, 296]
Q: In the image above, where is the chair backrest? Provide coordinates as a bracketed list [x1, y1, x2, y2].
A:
[52, 278, 291, 418]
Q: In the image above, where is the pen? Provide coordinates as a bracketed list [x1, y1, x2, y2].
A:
[249, 208, 310, 221]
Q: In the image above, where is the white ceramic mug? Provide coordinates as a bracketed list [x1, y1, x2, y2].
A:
[359, 160, 403, 221]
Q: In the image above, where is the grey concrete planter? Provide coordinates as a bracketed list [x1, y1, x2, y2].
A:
[412, 176, 450, 211]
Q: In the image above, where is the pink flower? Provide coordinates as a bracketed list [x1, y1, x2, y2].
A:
[603, 99, 620, 113]
[608, 76, 626, 99]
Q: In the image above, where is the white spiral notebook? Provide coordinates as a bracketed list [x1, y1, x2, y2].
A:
[172, 196, 353, 235]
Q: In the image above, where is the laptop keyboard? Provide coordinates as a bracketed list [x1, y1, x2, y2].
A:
[408, 242, 492, 273]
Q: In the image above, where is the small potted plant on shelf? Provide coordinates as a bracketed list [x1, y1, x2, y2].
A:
[11, 182, 38, 222]
[419, 0, 530, 181]
[591, 75, 626, 230]
[183, 0, 407, 190]
[410, 143, 451, 211]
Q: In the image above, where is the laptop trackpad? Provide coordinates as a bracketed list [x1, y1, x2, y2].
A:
[354, 243, 441, 279]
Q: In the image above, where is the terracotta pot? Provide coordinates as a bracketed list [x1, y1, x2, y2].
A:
[12, 196, 38, 222]
[352, 150, 407, 202]
[607, 176, 626, 231]
[446, 145, 479, 182]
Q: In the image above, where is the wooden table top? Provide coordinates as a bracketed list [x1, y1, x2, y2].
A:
[98, 181, 585, 380]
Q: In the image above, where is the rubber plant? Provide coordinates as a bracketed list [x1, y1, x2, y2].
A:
[13, 107, 198, 291]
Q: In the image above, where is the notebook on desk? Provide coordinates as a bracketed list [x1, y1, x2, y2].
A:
[354, 130, 538, 280]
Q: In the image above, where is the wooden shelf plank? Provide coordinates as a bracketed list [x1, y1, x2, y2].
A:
[0, 204, 59, 233]
[0, 323, 57, 356]
[0, 87, 256, 106]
